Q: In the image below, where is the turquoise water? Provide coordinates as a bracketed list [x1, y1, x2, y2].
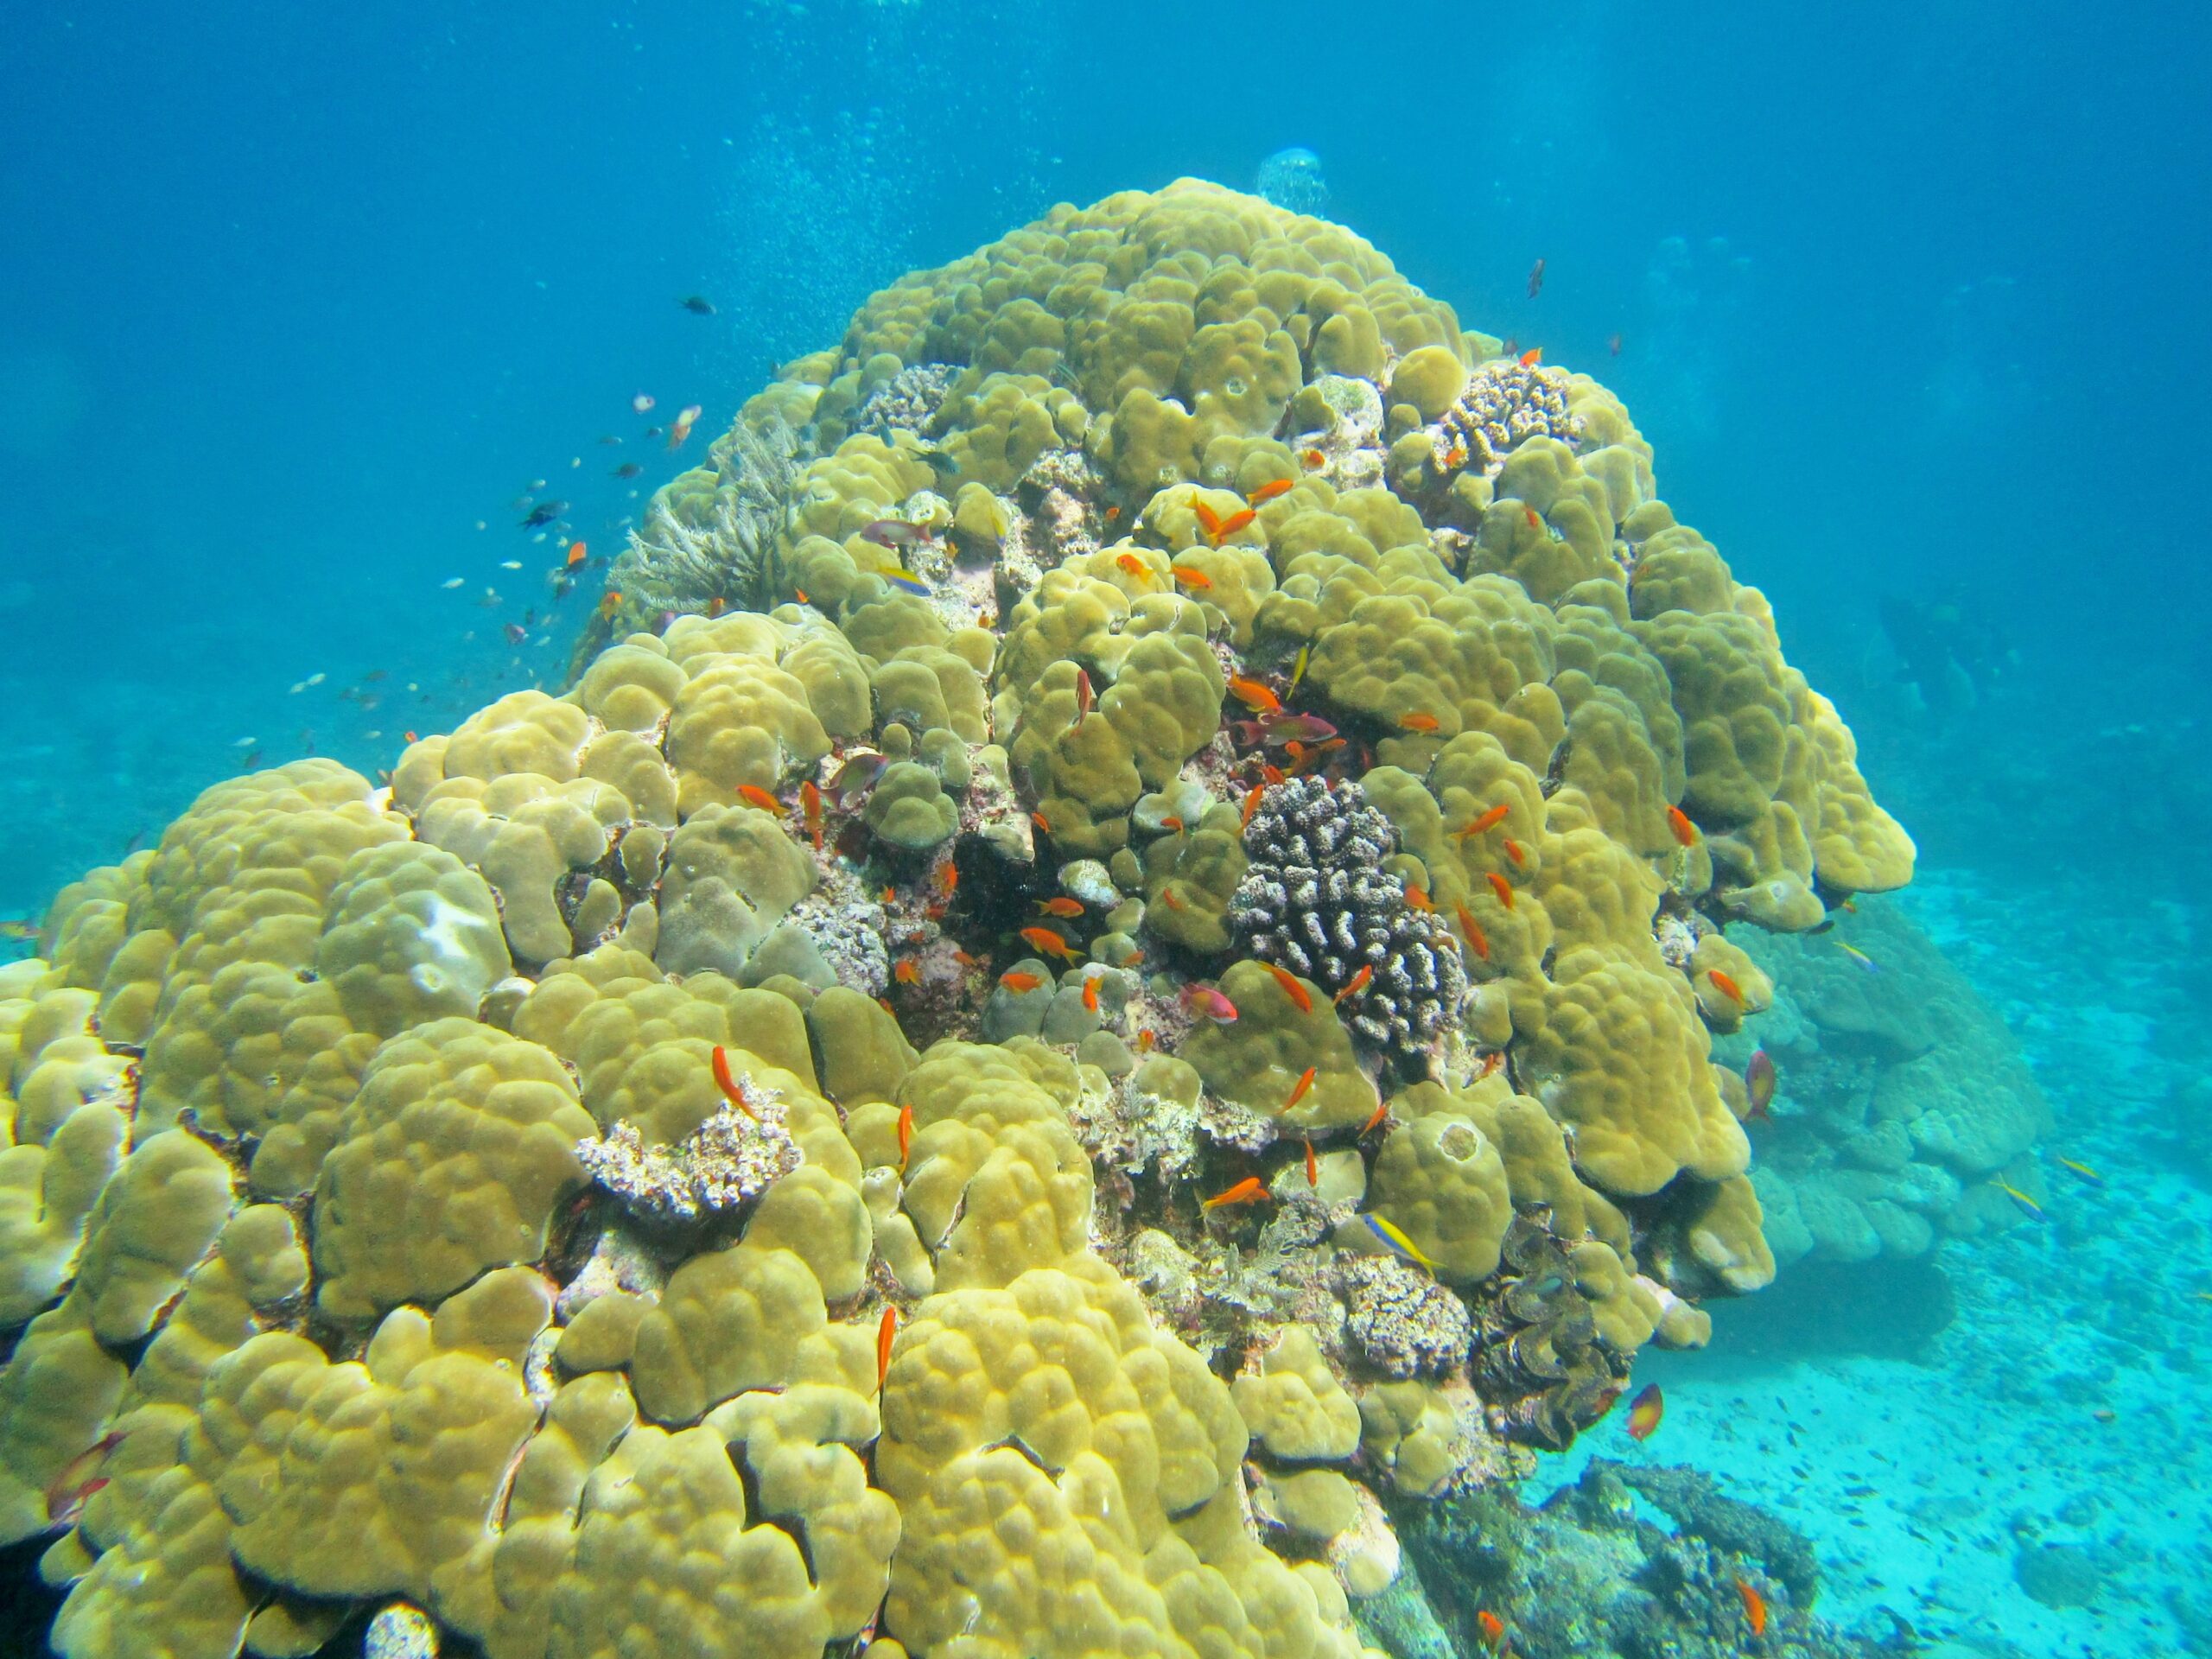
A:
[4, 3, 2207, 1656]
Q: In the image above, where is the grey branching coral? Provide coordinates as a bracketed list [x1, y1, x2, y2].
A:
[575, 1099, 800, 1227]
[849, 362, 957, 442]
[1229, 777, 1465, 1069]
[1436, 359, 1581, 476]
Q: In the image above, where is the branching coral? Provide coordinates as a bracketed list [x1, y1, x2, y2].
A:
[1229, 778, 1465, 1069]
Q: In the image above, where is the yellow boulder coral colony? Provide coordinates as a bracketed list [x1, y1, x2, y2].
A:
[0, 181, 1916, 1656]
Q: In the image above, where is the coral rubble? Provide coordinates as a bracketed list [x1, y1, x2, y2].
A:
[0, 180, 1923, 1659]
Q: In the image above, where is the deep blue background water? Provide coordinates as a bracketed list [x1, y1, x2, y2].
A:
[3, 0, 2206, 912]
[6, 4, 2212, 1647]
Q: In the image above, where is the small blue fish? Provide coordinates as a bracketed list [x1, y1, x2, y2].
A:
[1363, 1213, 1439, 1271]
[1994, 1180, 2045, 1222]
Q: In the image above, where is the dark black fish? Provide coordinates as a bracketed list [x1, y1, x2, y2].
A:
[613, 462, 644, 479]
[505, 623, 528, 645]
[520, 501, 568, 529]
[598, 435, 622, 446]
[679, 295, 716, 315]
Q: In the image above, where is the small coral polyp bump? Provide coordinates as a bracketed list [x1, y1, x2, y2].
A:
[0, 180, 1925, 1659]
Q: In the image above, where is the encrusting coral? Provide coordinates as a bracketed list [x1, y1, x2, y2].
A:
[0, 181, 1932, 1659]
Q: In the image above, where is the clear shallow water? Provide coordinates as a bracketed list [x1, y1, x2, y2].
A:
[4, 2, 2208, 1654]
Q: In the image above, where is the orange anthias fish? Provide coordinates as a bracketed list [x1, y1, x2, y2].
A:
[1335, 963, 1373, 1003]
[1082, 976, 1100, 1014]
[43, 1429, 127, 1526]
[1036, 896, 1085, 918]
[1477, 1050, 1504, 1079]
[1458, 803, 1510, 837]
[1248, 479, 1294, 505]
[710, 1046, 757, 1117]
[1018, 926, 1079, 962]
[1734, 1577, 1768, 1637]
[1283, 1065, 1317, 1113]
[1457, 905, 1491, 960]
[1228, 675, 1281, 714]
[1524, 506, 1541, 531]
[1486, 872, 1515, 910]
[1625, 1382, 1663, 1440]
[1518, 346, 1542, 366]
[1242, 784, 1265, 830]
[1217, 506, 1256, 538]
[1192, 499, 1225, 542]
[737, 784, 783, 813]
[1303, 1139, 1319, 1187]
[1745, 1048, 1777, 1119]
[1074, 667, 1094, 724]
[1202, 1176, 1270, 1210]
[596, 590, 624, 620]
[1000, 970, 1045, 993]
[893, 959, 921, 986]
[1359, 1097, 1391, 1138]
[1116, 551, 1154, 586]
[1398, 711, 1441, 733]
[1403, 882, 1434, 912]
[1475, 1610, 1507, 1651]
[1666, 804, 1697, 847]
[1031, 809, 1053, 836]
[897, 1103, 914, 1169]
[1264, 963, 1313, 1014]
[706, 595, 728, 618]
[1182, 984, 1238, 1022]
[876, 1306, 897, 1393]
[1503, 837, 1526, 867]
[565, 542, 589, 569]
[1300, 448, 1326, 469]
[1708, 969, 1745, 1004]
[1169, 563, 1212, 590]
[799, 779, 823, 850]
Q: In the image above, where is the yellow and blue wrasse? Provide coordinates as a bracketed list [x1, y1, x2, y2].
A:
[2195, 1291, 2212, 1305]
[1834, 940, 1881, 974]
[1994, 1180, 2045, 1221]
[1288, 641, 1312, 697]
[2055, 1156, 2105, 1188]
[0, 919, 38, 943]
[879, 568, 930, 598]
[1363, 1213, 1439, 1271]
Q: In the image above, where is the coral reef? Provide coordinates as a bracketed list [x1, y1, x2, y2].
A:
[1721, 898, 2050, 1267]
[0, 181, 1918, 1659]
[1386, 1463, 1891, 1659]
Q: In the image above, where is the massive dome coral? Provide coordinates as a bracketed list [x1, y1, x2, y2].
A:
[0, 181, 1912, 1658]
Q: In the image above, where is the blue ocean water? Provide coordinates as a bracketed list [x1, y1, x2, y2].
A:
[4, 1, 2208, 1653]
